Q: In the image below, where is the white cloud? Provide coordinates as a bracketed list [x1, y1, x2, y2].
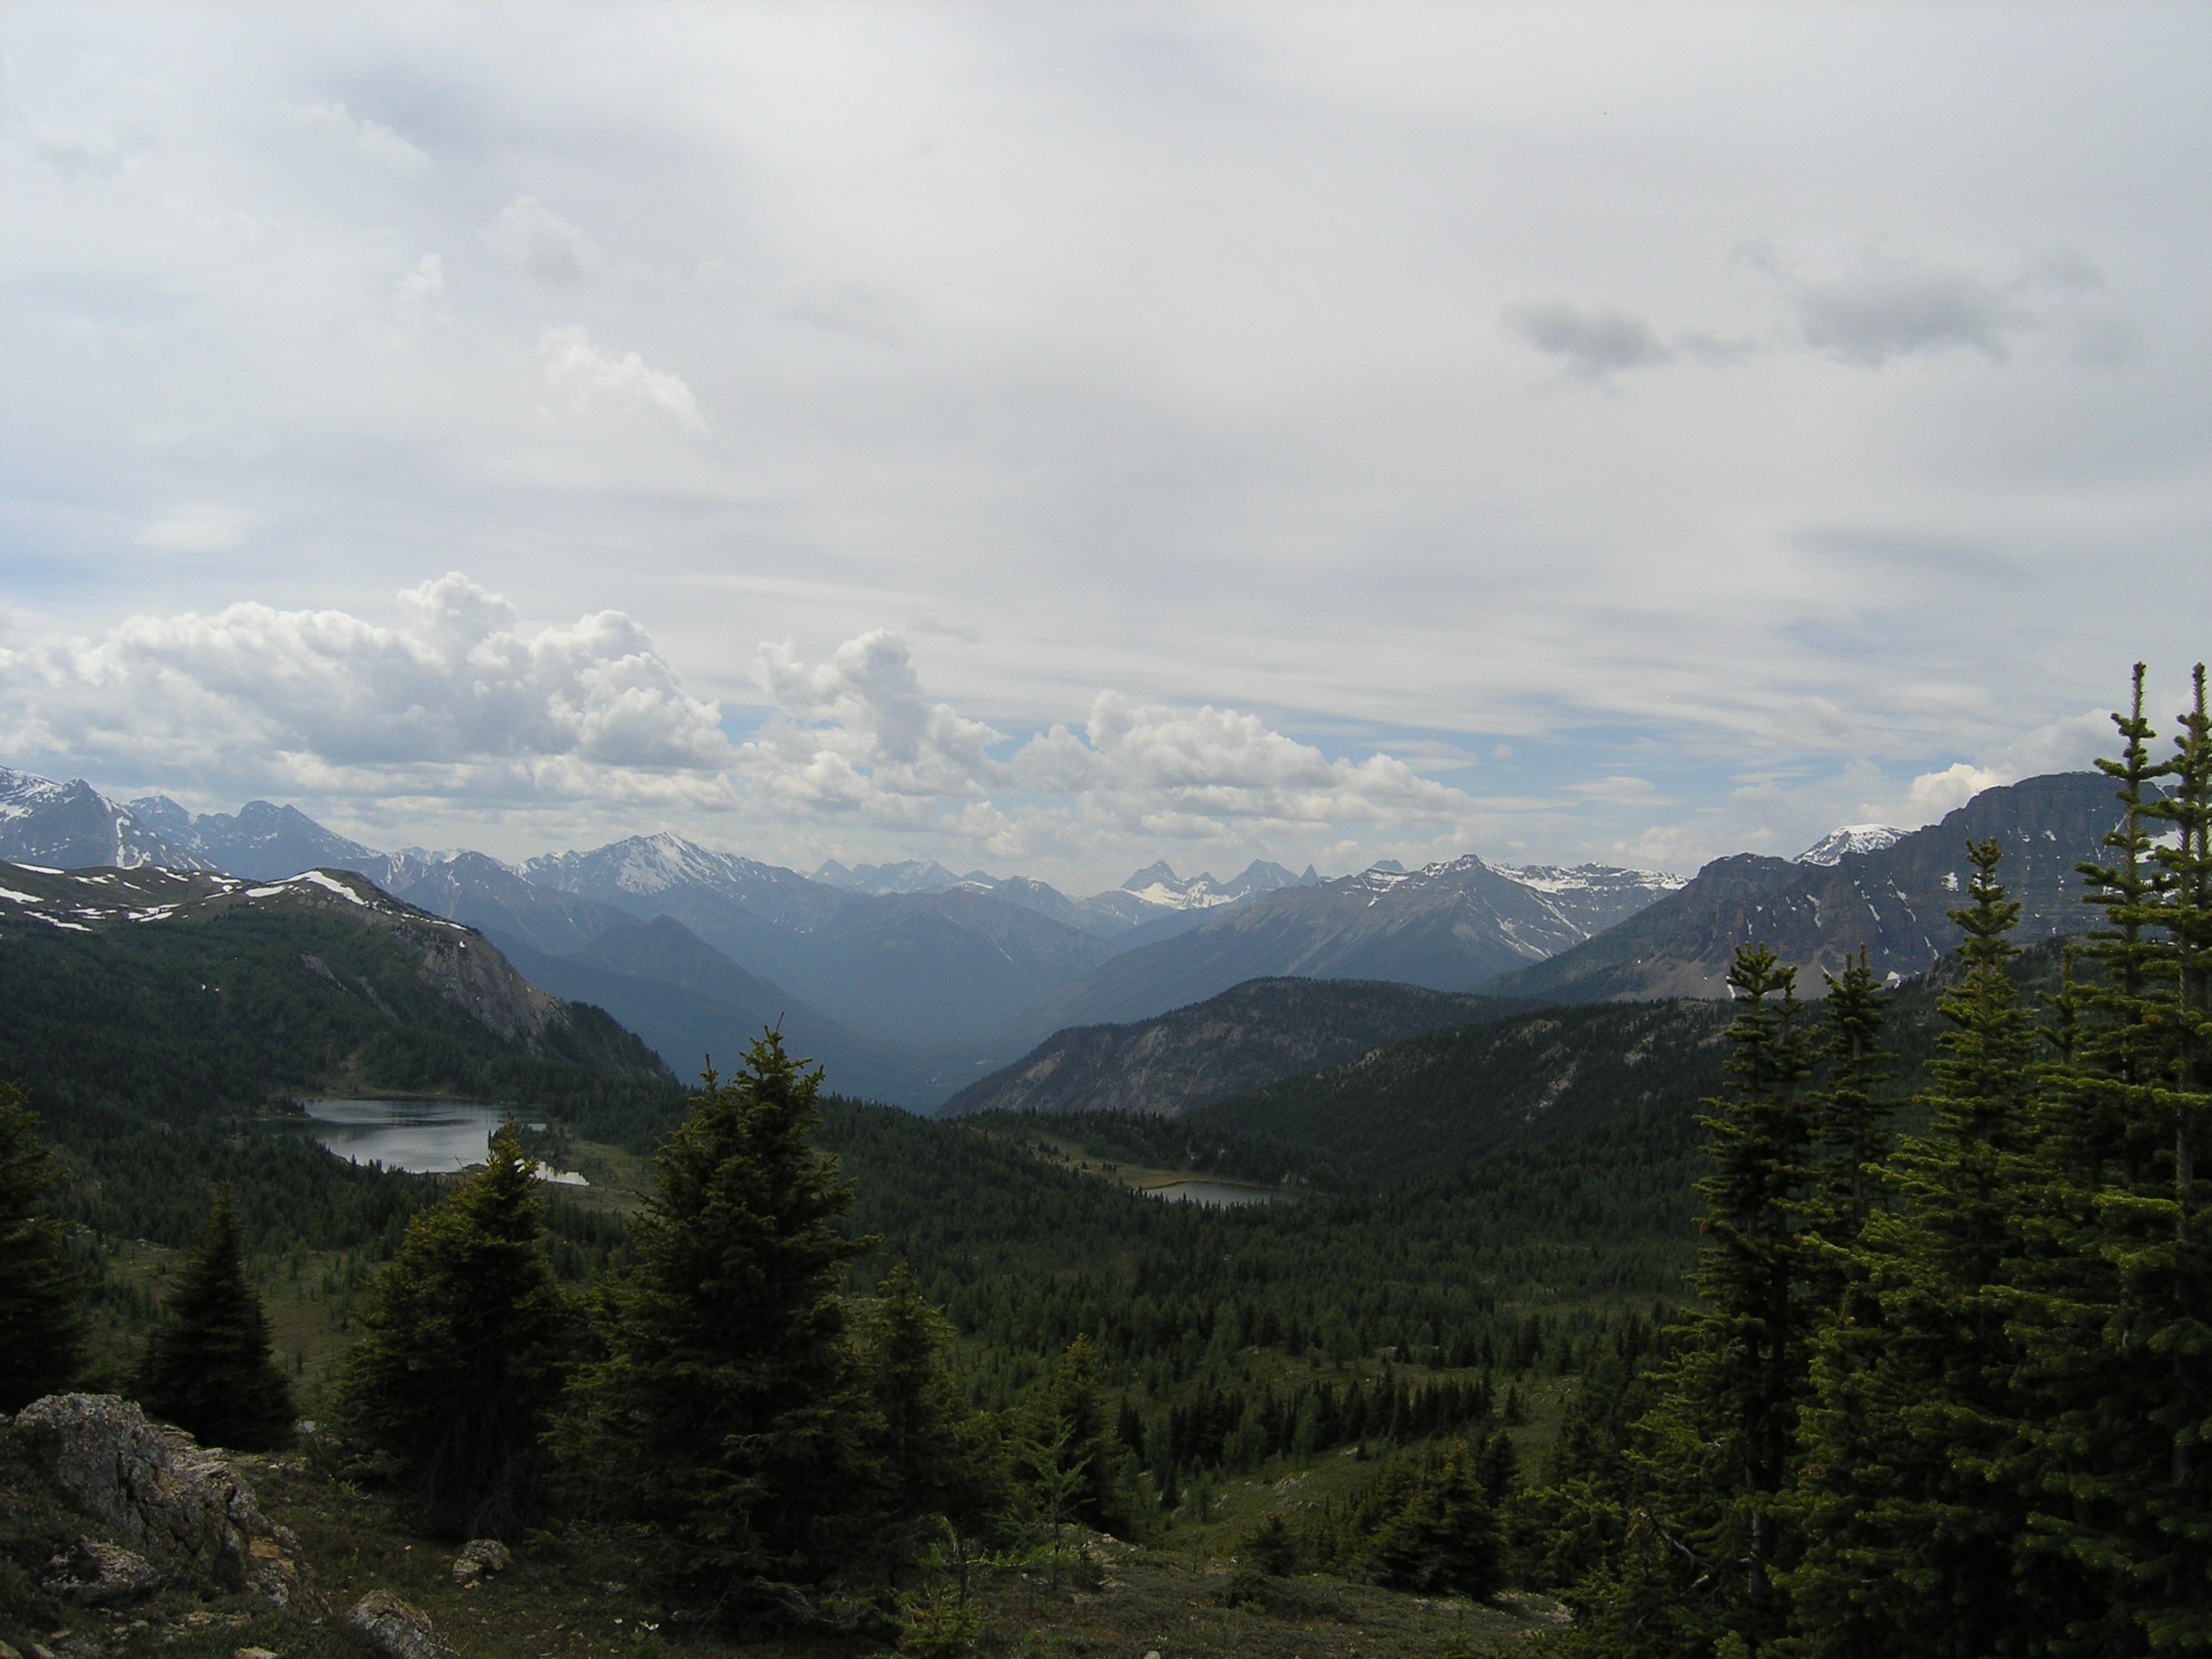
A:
[742, 631, 1004, 818]
[1904, 762, 2009, 819]
[393, 254, 445, 308]
[0, 575, 734, 804]
[137, 503, 254, 552]
[488, 196, 598, 285]
[287, 101, 431, 174]
[736, 632, 1476, 843]
[29, 126, 154, 181]
[537, 326, 707, 434]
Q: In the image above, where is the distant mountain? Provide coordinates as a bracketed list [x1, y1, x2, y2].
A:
[1014, 855, 1682, 1037]
[811, 858, 973, 895]
[937, 977, 1523, 1121]
[126, 795, 382, 881]
[0, 769, 207, 870]
[524, 832, 1117, 1045]
[372, 850, 636, 958]
[1486, 772, 2122, 1002]
[486, 915, 935, 1103]
[1796, 824, 1906, 866]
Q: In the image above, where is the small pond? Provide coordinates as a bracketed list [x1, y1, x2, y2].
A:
[295, 1098, 586, 1184]
[1138, 1179, 1299, 1208]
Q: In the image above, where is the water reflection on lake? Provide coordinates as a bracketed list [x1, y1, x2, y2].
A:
[1138, 1180, 1298, 1208]
[296, 1098, 585, 1185]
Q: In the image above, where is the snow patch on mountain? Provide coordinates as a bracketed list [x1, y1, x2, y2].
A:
[1796, 824, 1908, 866]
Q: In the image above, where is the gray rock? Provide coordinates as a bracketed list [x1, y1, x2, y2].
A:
[349, 1589, 451, 1659]
[451, 1535, 513, 1586]
[10, 1394, 325, 1614]
[43, 1535, 161, 1604]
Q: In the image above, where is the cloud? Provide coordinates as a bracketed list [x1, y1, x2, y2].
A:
[1904, 762, 2008, 819]
[29, 126, 154, 181]
[1501, 300, 1673, 377]
[287, 101, 431, 173]
[737, 633, 1476, 841]
[0, 575, 734, 802]
[1011, 692, 1468, 836]
[537, 326, 707, 434]
[745, 631, 1004, 815]
[488, 195, 598, 285]
[1788, 253, 2021, 365]
[393, 253, 445, 308]
[137, 503, 254, 552]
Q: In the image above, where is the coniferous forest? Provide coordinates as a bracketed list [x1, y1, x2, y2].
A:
[0, 663, 2205, 1657]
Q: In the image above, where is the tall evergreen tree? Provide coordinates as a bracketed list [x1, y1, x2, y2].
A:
[556, 1034, 874, 1609]
[1571, 944, 1820, 1659]
[1806, 950, 1897, 1243]
[135, 1185, 294, 1450]
[336, 1121, 578, 1537]
[1789, 840, 2048, 1658]
[0, 1080, 86, 1412]
[2016, 664, 2212, 1653]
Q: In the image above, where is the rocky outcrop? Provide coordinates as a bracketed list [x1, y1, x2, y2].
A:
[349, 1589, 452, 1659]
[10, 1394, 323, 1614]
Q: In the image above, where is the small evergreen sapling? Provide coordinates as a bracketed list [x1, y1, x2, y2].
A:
[135, 1184, 294, 1450]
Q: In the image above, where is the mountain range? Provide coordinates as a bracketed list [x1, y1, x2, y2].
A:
[0, 759, 2132, 1109]
[0, 765, 1685, 1103]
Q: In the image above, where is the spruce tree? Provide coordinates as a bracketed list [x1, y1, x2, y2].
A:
[1677, 942, 1819, 1653]
[1788, 840, 2046, 1658]
[336, 1121, 577, 1537]
[1367, 1440, 1505, 1598]
[0, 1080, 87, 1412]
[1575, 944, 1819, 1659]
[1806, 950, 1897, 1242]
[556, 1033, 873, 1604]
[135, 1185, 294, 1450]
[2015, 663, 2212, 1652]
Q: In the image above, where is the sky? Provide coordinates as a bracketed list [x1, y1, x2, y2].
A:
[3, 2, 2207, 895]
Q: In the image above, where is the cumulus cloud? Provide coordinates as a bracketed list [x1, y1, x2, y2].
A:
[1021, 693, 1468, 836]
[743, 632, 1005, 817]
[0, 574, 733, 802]
[537, 326, 707, 434]
[488, 195, 598, 285]
[736, 632, 1476, 841]
[287, 101, 431, 173]
[1904, 761, 2009, 819]
[1502, 300, 1673, 377]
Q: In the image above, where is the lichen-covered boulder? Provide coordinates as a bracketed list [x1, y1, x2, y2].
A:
[349, 1589, 452, 1659]
[10, 1394, 324, 1614]
[43, 1536, 161, 1604]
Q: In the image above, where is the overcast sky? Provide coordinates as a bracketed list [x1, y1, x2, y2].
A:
[3, 3, 2206, 893]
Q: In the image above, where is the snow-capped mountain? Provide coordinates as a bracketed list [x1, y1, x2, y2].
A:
[1014, 852, 1683, 1037]
[1796, 824, 1908, 866]
[0, 769, 210, 870]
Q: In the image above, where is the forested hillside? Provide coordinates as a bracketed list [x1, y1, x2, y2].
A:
[940, 976, 1525, 1120]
